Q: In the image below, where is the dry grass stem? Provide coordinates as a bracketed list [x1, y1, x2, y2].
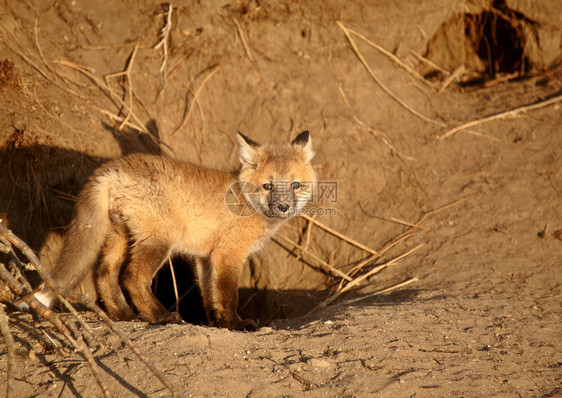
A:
[338, 85, 416, 161]
[307, 197, 468, 313]
[336, 21, 446, 127]
[56, 59, 151, 137]
[465, 129, 504, 142]
[295, 215, 315, 262]
[168, 258, 180, 313]
[312, 244, 424, 312]
[438, 65, 466, 93]
[483, 72, 520, 87]
[390, 216, 431, 231]
[233, 17, 255, 62]
[301, 214, 378, 256]
[56, 59, 175, 154]
[276, 235, 352, 281]
[154, 3, 174, 75]
[345, 26, 436, 88]
[81, 42, 140, 50]
[172, 66, 220, 137]
[438, 94, 562, 140]
[51, 188, 78, 202]
[341, 277, 418, 305]
[409, 50, 450, 75]
[340, 243, 424, 296]
[33, 18, 75, 93]
[104, 43, 139, 130]
[346, 230, 417, 278]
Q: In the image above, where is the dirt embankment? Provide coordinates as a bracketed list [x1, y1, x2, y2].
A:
[1, 0, 561, 397]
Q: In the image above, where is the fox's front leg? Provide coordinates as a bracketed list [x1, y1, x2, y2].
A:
[206, 250, 257, 330]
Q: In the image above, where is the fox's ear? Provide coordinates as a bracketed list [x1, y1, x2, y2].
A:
[292, 130, 314, 162]
[236, 132, 259, 167]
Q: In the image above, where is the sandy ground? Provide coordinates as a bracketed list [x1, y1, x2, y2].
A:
[0, 0, 561, 397]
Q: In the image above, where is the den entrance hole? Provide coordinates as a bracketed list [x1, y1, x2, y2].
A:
[424, 0, 541, 81]
[153, 256, 321, 326]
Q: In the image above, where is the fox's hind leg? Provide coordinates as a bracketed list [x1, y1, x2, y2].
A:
[96, 225, 136, 320]
[122, 239, 182, 324]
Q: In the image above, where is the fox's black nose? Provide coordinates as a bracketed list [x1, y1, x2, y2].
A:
[278, 204, 289, 213]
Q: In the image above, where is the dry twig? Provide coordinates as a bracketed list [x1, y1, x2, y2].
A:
[0, 303, 15, 398]
[104, 43, 139, 131]
[336, 21, 446, 127]
[172, 66, 220, 137]
[154, 3, 174, 75]
[303, 197, 469, 314]
[301, 214, 378, 256]
[345, 26, 436, 88]
[438, 94, 562, 140]
[275, 235, 352, 281]
[341, 277, 418, 305]
[233, 17, 254, 62]
[0, 265, 111, 398]
[0, 224, 184, 398]
[438, 65, 466, 93]
[409, 50, 450, 76]
[338, 85, 416, 161]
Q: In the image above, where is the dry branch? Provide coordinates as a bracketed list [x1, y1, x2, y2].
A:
[338, 85, 416, 161]
[339, 244, 423, 297]
[0, 224, 184, 398]
[154, 3, 174, 75]
[233, 17, 254, 62]
[0, 303, 15, 398]
[336, 21, 446, 127]
[172, 66, 220, 137]
[275, 235, 352, 281]
[341, 277, 418, 305]
[438, 65, 465, 93]
[301, 197, 469, 314]
[0, 265, 111, 398]
[104, 43, 139, 131]
[54, 59, 174, 155]
[345, 26, 436, 88]
[409, 50, 450, 76]
[307, 244, 423, 316]
[438, 94, 562, 140]
[301, 215, 378, 256]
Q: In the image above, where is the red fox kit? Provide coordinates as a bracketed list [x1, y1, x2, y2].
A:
[35, 131, 315, 330]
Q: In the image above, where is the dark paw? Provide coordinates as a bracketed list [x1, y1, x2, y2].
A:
[110, 307, 136, 322]
[229, 318, 258, 331]
[154, 311, 183, 324]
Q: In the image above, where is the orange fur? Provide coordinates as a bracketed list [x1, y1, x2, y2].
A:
[36, 132, 316, 330]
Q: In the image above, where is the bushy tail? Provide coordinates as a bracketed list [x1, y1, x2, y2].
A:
[36, 181, 111, 307]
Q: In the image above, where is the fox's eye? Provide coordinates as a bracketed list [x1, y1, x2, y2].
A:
[291, 182, 301, 189]
[263, 183, 273, 190]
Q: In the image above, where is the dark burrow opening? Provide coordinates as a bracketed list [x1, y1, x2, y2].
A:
[152, 255, 322, 327]
[424, 0, 541, 81]
[467, 0, 535, 75]
[153, 257, 208, 326]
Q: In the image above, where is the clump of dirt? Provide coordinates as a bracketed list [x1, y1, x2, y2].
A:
[0, 59, 17, 88]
